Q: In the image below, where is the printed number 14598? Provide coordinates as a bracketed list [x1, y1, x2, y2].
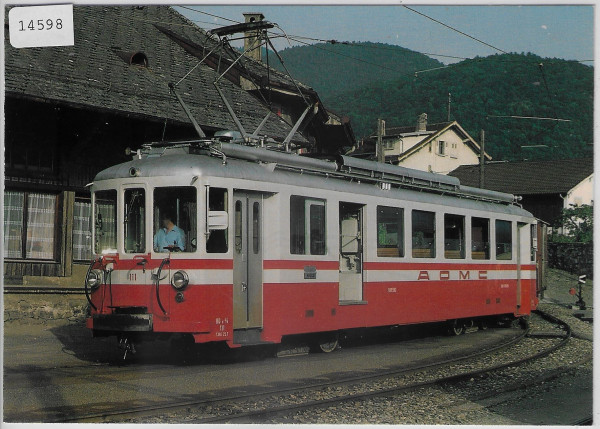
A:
[19, 19, 63, 31]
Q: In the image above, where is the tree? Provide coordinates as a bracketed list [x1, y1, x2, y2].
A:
[550, 204, 593, 243]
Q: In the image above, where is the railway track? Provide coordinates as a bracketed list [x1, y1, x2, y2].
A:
[190, 311, 574, 424]
[46, 309, 585, 424]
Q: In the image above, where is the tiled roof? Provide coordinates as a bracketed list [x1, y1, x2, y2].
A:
[5, 5, 305, 141]
[449, 158, 594, 195]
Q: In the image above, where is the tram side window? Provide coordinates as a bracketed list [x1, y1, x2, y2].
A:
[207, 188, 228, 253]
[153, 187, 197, 253]
[412, 210, 435, 258]
[94, 190, 117, 254]
[377, 206, 404, 257]
[124, 188, 145, 253]
[496, 220, 513, 260]
[290, 196, 326, 255]
[444, 214, 465, 259]
[471, 217, 490, 260]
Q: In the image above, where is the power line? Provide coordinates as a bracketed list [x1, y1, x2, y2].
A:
[177, 5, 240, 24]
[402, 5, 509, 55]
[537, 62, 559, 119]
[487, 115, 571, 122]
[175, 8, 593, 75]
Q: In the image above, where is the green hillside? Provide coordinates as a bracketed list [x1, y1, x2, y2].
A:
[269, 42, 444, 101]
[268, 44, 593, 161]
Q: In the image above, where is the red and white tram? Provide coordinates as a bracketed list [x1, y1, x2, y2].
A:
[85, 139, 539, 353]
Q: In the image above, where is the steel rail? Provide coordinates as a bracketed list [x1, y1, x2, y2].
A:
[193, 310, 573, 424]
[49, 321, 531, 423]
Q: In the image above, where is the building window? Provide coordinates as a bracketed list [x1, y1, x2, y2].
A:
[437, 140, 446, 155]
[444, 214, 465, 259]
[3, 191, 57, 260]
[377, 206, 404, 257]
[290, 196, 326, 255]
[496, 220, 513, 260]
[130, 52, 148, 67]
[73, 199, 92, 261]
[471, 217, 490, 260]
[4, 191, 25, 259]
[412, 210, 435, 258]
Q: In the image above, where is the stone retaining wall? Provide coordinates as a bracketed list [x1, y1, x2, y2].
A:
[548, 242, 594, 279]
[4, 294, 88, 323]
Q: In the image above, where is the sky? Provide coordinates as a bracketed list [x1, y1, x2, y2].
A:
[174, 3, 595, 65]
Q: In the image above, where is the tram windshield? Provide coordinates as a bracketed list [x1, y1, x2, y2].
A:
[94, 190, 117, 254]
[153, 187, 197, 253]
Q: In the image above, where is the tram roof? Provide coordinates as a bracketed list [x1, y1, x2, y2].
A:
[93, 142, 534, 219]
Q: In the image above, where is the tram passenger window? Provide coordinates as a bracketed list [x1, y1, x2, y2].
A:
[207, 188, 228, 253]
[124, 188, 145, 253]
[290, 196, 326, 255]
[444, 214, 465, 259]
[377, 206, 404, 257]
[471, 217, 490, 260]
[496, 220, 513, 260]
[94, 190, 117, 254]
[153, 187, 197, 253]
[412, 210, 435, 258]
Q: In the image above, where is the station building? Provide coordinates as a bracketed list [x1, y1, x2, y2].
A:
[3, 5, 354, 286]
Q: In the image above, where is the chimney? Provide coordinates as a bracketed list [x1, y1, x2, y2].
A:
[243, 12, 265, 61]
[416, 113, 428, 132]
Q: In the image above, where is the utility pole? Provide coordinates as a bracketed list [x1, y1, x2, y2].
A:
[447, 92, 451, 122]
[479, 129, 485, 188]
[377, 118, 386, 163]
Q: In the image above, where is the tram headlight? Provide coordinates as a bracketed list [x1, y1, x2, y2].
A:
[86, 269, 103, 290]
[171, 270, 189, 290]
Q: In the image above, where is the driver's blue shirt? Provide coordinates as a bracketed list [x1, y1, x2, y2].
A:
[154, 226, 185, 252]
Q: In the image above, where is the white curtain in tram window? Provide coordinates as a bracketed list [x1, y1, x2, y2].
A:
[3, 191, 24, 258]
[26, 193, 56, 260]
[73, 201, 92, 261]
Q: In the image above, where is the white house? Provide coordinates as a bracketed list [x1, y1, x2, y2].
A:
[350, 113, 491, 174]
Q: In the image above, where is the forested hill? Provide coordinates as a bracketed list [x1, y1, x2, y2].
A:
[268, 44, 593, 161]
[268, 42, 443, 101]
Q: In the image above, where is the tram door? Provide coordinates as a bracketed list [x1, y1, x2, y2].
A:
[233, 192, 263, 329]
[516, 222, 530, 313]
[339, 202, 364, 302]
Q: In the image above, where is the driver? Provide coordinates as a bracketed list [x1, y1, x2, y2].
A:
[154, 212, 185, 252]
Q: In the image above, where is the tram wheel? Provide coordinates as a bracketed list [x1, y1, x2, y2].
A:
[448, 320, 465, 336]
[313, 334, 340, 353]
[478, 319, 488, 330]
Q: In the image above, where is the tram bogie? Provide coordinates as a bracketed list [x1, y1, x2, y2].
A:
[85, 139, 540, 354]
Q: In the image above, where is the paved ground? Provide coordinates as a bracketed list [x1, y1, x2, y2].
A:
[2, 267, 593, 424]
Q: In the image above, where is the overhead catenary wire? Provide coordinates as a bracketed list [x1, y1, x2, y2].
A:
[402, 5, 509, 55]
[164, 6, 586, 136]
[166, 7, 593, 77]
[487, 115, 571, 122]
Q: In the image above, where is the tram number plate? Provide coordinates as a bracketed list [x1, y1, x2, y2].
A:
[304, 266, 317, 279]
